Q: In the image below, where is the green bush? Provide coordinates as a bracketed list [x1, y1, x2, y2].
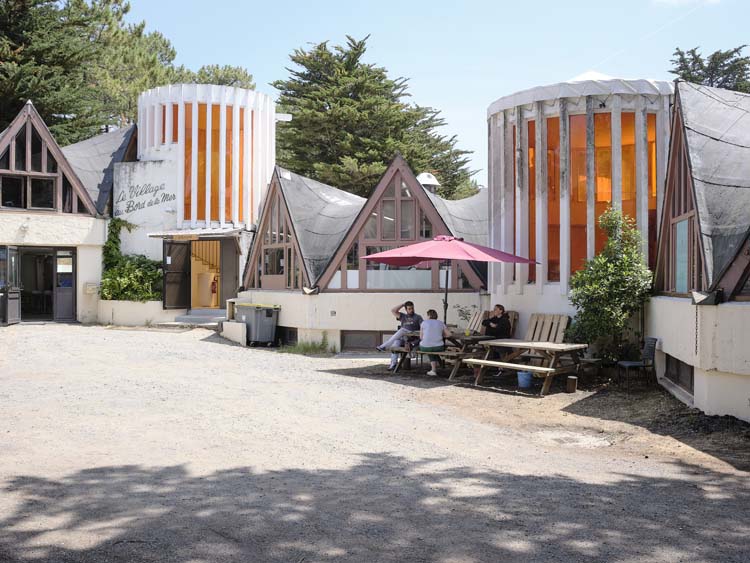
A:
[568, 207, 652, 362]
[100, 218, 163, 302]
[100, 255, 163, 302]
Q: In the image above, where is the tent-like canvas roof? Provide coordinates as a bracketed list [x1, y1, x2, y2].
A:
[62, 125, 136, 215]
[276, 167, 366, 284]
[425, 190, 488, 246]
[678, 82, 750, 288]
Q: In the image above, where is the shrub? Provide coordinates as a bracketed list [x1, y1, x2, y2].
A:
[568, 207, 652, 362]
[100, 218, 163, 302]
[100, 255, 163, 302]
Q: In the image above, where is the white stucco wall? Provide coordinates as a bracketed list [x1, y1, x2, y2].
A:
[490, 282, 576, 338]
[0, 211, 107, 247]
[98, 300, 186, 326]
[235, 290, 491, 351]
[646, 296, 750, 422]
[1, 211, 106, 324]
[113, 158, 179, 260]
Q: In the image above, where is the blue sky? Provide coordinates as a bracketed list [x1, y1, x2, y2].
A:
[127, 0, 744, 186]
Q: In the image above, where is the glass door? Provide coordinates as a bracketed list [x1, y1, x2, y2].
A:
[53, 250, 75, 321]
[4, 246, 21, 324]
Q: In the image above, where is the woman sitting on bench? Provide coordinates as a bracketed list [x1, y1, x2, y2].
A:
[419, 309, 451, 376]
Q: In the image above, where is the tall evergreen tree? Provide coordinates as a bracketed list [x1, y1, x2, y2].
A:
[670, 46, 750, 92]
[273, 35, 473, 199]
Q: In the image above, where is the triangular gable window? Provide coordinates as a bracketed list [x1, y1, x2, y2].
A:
[15, 129, 26, 170]
[0, 148, 8, 169]
[317, 158, 485, 292]
[30, 126, 43, 172]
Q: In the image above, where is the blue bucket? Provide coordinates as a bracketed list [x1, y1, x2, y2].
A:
[517, 371, 533, 389]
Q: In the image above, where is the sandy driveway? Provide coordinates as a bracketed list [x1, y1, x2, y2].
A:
[0, 324, 748, 562]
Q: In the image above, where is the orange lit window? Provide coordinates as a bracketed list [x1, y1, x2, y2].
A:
[621, 112, 636, 223]
[570, 114, 587, 274]
[183, 103, 192, 220]
[647, 113, 657, 270]
[594, 113, 611, 255]
[528, 120, 536, 282]
[547, 117, 560, 282]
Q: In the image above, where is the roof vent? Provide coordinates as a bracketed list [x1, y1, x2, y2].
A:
[416, 172, 440, 193]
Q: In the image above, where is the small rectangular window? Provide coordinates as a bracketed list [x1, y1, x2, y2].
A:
[420, 209, 432, 239]
[674, 219, 688, 293]
[364, 211, 378, 239]
[400, 200, 414, 239]
[381, 200, 395, 239]
[263, 247, 284, 276]
[0, 148, 8, 169]
[30, 178, 55, 208]
[1, 176, 24, 208]
[15, 129, 26, 171]
[46, 153, 57, 174]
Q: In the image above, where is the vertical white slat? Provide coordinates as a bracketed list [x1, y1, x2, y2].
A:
[585, 96, 596, 260]
[144, 99, 152, 153]
[252, 93, 262, 224]
[177, 88, 186, 227]
[487, 116, 495, 292]
[190, 95, 199, 228]
[656, 95, 670, 240]
[264, 96, 273, 194]
[516, 107, 528, 291]
[559, 98, 571, 295]
[205, 86, 213, 228]
[155, 89, 163, 147]
[269, 95, 277, 193]
[535, 101, 548, 293]
[611, 94, 622, 210]
[244, 91, 252, 228]
[219, 87, 227, 227]
[232, 88, 241, 225]
[501, 109, 514, 295]
[165, 86, 173, 145]
[137, 95, 143, 159]
[635, 96, 649, 259]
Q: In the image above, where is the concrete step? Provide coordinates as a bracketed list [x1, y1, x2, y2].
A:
[154, 321, 220, 330]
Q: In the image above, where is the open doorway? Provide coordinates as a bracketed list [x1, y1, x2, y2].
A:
[190, 240, 221, 309]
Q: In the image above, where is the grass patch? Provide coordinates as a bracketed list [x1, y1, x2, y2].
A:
[278, 333, 334, 356]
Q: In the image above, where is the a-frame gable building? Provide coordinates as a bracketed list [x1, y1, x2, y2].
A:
[316, 154, 485, 292]
[0, 101, 97, 216]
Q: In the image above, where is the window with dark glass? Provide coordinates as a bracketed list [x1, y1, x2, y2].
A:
[30, 178, 55, 208]
[31, 127, 43, 172]
[15, 129, 26, 171]
[0, 148, 8, 170]
[46, 152, 57, 174]
[76, 195, 88, 214]
[420, 209, 432, 239]
[1, 176, 25, 208]
[381, 200, 395, 239]
[62, 175, 73, 213]
[263, 247, 285, 276]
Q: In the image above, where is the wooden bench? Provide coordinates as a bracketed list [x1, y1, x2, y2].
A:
[463, 359, 555, 373]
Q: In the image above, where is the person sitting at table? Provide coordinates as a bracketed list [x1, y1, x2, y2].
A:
[482, 304, 511, 339]
[419, 309, 451, 376]
[377, 301, 423, 370]
[482, 304, 512, 374]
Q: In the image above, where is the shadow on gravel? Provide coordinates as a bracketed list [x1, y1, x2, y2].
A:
[564, 386, 750, 472]
[318, 364, 456, 389]
[1, 454, 748, 563]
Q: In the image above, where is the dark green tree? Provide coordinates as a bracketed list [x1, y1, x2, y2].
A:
[0, 0, 126, 144]
[670, 46, 750, 92]
[181, 64, 255, 89]
[273, 35, 472, 199]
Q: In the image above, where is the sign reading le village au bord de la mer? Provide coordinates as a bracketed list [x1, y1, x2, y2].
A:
[114, 183, 175, 217]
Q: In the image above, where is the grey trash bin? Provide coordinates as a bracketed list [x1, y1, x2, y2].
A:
[236, 303, 281, 345]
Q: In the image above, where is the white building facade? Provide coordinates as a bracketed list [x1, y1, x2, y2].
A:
[487, 73, 673, 336]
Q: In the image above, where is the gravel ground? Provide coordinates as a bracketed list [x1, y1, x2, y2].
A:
[0, 324, 748, 563]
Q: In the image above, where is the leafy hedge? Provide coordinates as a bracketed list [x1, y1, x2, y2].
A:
[100, 218, 163, 302]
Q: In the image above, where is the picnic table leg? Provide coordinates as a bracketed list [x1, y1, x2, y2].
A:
[393, 351, 408, 374]
[540, 374, 555, 396]
[474, 346, 493, 386]
[448, 356, 463, 381]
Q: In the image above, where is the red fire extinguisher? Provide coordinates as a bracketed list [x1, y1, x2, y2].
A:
[211, 278, 218, 294]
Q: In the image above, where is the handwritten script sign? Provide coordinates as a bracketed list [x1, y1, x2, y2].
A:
[114, 183, 175, 217]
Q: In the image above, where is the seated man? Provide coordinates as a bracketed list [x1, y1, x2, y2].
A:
[377, 301, 423, 371]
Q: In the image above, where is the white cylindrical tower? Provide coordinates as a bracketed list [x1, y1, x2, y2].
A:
[137, 84, 277, 229]
[487, 72, 673, 326]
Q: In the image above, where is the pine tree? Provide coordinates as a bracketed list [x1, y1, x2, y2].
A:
[670, 46, 750, 92]
[273, 35, 472, 199]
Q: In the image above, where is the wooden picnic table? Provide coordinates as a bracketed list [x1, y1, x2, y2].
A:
[388, 331, 494, 376]
[465, 339, 588, 396]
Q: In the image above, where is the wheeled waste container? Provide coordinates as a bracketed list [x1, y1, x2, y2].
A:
[236, 303, 281, 345]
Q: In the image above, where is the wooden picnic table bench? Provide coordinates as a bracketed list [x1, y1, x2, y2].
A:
[466, 339, 588, 396]
[386, 331, 493, 377]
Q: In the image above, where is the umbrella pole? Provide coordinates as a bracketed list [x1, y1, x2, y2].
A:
[442, 260, 450, 325]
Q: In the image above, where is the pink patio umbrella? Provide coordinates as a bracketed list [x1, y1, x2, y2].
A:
[364, 235, 536, 324]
